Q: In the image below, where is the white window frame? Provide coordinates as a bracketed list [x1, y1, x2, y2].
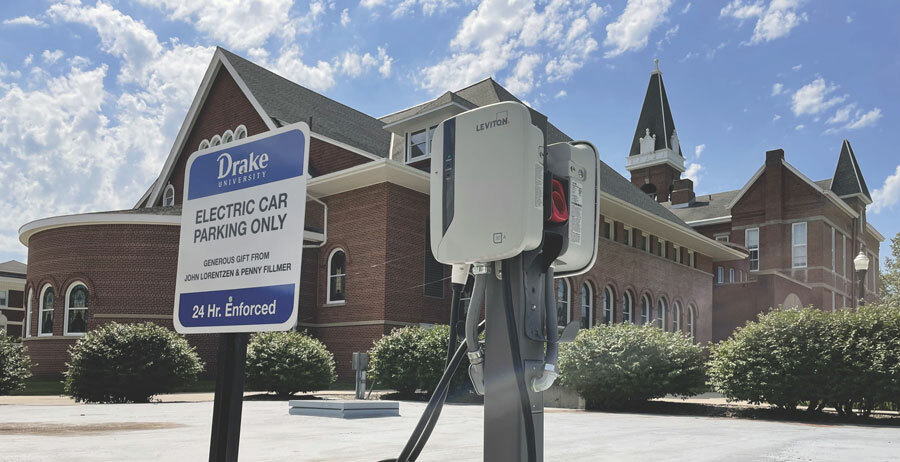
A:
[326, 248, 347, 305]
[602, 286, 614, 325]
[715, 234, 729, 242]
[738, 270, 743, 282]
[623, 225, 632, 246]
[38, 284, 54, 337]
[831, 227, 836, 272]
[222, 129, 234, 145]
[25, 289, 32, 338]
[674, 245, 681, 264]
[198, 139, 210, 150]
[557, 279, 571, 327]
[210, 134, 222, 147]
[641, 295, 651, 325]
[831, 291, 836, 312]
[688, 306, 696, 340]
[163, 183, 175, 207]
[657, 298, 667, 330]
[64, 282, 88, 337]
[673, 302, 681, 332]
[622, 291, 634, 323]
[580, 282, 593, 328]
[717, 267, 724, 284]
[689, 250, 695, 268]
[842, 234, 847, 277]
[405, 125, 437, 163]
[792, 222, 807, 268]
[746, 228, 760, 271]
[234, 125, 248, 140]
[729, 268, 735, 283]
[0, 290, 6, 307]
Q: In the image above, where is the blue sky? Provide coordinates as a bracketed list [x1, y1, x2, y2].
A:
[0, 0, 898, 264]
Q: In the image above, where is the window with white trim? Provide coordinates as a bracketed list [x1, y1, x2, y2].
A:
[688, 306, 696, 340]
[234, 125, 247, 140]
[65, 283, 88, 336]
[623, 226, 631, 246]
[657, 298, 667, 330]
[673, 302, 681, 332]
[199, 139, 210, 150]
[0, 290, 6, 307]
[831, 227, 836, 272]
[556, 279, 571, 327]
[210, 134, 222, 147]
[39, 285, 54, 336]
[580, 283, 593, 328]
[25, 289, 32, 338]
[746, 228, 760, 271]
[602, 286, 614, 325]
[603, 219, 612, 239]
[717, 267, 724, 284]
[831, 291, 836, 312]
[842, 234, 847, 276]
[641, 295, 651, 325]
[715, 234, 729, 242]
[792, 222, 807, 268]
[622, 291, 634, 323]
[738, 270, 743, 282]
[222, 129, 234, 145]
[729, 268, 735, 283]
[674, 245, 681, 264]
[327, 249, 346, 304]
[406, 125, 437, 163]
[163, 184, 175, 207]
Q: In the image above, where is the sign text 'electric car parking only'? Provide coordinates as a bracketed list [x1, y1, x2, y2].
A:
[173, 123, 309, 334]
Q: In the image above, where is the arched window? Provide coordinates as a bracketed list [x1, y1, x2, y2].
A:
[199, 139, 210, 150]
[39, 284, 54, 336]
[673, 302, 681, 332]
[738, 270, 743, 282]
[602, 286, 614, 325]
[688, 305, 696, 340]
[622, 291, 634, 323]
[327, 249, 346, 304]
[163, 184, 175, 207]
[210, 134, 222, 147]
[65, 283, 88, 336]
[222, 129, 234, 145]
[641, 295, 651, 325]
[556, 279, 571, 327]
[729, 268, 735, 283]
[234, 125, 247, 140]
[580, 282, 593, 328]
[657, 297, 668, 330]
[25, 288, 32, 338]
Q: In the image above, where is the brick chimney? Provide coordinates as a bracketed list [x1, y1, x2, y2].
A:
[670, 178, 695, 207]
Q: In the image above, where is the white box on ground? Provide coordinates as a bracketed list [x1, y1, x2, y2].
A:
[173, 122, 310, 334]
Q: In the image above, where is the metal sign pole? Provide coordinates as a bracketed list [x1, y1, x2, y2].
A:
[209, 332, 249, 462]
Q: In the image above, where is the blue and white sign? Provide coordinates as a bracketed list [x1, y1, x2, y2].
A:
[174, 123, 310, 334]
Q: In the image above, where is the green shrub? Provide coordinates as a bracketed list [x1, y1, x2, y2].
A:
[708, 307, 832, 411]
[0, 330, 33, 394]
[822, 305, 900, 416]
[63, 322, 203, 403]
[368, 325, 468, 398]
[245, 331, 336, 395]
[558, 323, 705, 410]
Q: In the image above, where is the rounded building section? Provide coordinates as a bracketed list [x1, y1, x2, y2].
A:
[18, 208, 217, 378]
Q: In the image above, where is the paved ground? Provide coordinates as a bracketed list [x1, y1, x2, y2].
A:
[0, 399, 897, 461]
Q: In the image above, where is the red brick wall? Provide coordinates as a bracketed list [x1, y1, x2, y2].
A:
[629, 164, 680, 202]
[309, 137, 370, 177]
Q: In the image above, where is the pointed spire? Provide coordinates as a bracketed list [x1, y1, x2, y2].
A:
[830, 139, 872, 203]
[629, 59, 679, 158]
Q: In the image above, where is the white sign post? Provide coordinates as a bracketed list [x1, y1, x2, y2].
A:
[173, 122, 310, 462]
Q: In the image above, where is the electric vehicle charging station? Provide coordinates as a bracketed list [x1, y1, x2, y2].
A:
[385, 101, 599, 462]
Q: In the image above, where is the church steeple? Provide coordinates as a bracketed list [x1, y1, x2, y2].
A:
[830, 139, 872, 204]
[626, 60, 687, 203]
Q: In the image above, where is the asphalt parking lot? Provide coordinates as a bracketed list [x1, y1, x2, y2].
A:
[0, 400, 896, 461]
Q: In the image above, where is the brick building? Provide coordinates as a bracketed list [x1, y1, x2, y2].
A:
[17, 49, 743, 379]
[0, 260, 26, 338]
[627, 63, 885, 341]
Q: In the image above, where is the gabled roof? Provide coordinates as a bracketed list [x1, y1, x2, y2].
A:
[379, 77, 572, 144]
[219, 48, 390, 157]
[830, 139, 872, 203]
[664, 189, 742, 224]
[630, 61, 678, 157]
[0, 260, 26, 276]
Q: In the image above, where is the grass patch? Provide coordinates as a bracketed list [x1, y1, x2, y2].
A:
[10, 379, 65, 396]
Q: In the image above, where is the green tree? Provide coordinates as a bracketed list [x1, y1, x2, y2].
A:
[879, 232, 900, 306]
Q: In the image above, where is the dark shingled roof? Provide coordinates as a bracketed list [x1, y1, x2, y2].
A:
[380, 78, 572, 144]
[664, 189, 741, 223]
[629, 66, 679, 157]
[600, 162, 694, 230]
[830, 139, 871, 201]
[220, 48, 390, 157]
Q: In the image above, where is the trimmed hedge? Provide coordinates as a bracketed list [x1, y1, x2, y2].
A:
[559, 323, 705, 409]
[708, 305, 900, 415]
[0, 330, 33, 394]
[368, 325, 468, 398]
[64, 323, 203, 403]
[245, 331, 336, 396]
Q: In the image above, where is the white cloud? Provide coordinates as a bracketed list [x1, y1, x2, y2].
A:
[657, 24, 679, 48]
[720, 0, 807, 44]
[795, 124, 804, 130]
[791, 78, 846, 116]
[685, 162, 703, 187]
[681, 2, 691, 14]
[135, 0, 299, 50]
[826, 104, 855, 125]
[771, 82, 783, 95]
[773, 113, 781, 121]
[273, 45, 337, 91]
[341, 8, 351, 26]
[604, 0, 673, 58]
[503, 53, 542, 94]
[694, 144, 705, 158]
[419, 0, 605, 94]
[792, 63, 802, 71]
[845, 15, 853, 23]
[360, 0, 386, 8]
[361, 0, 459, 17]
[871, 165, 900, 214]
[42, 49, 64, 65]
[336, 47, 394, 78]
[377, 47, 393, 77]
[3, 15, 46, 26]
[554, 89, 567, 98]
[845, 108, 882, 129]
